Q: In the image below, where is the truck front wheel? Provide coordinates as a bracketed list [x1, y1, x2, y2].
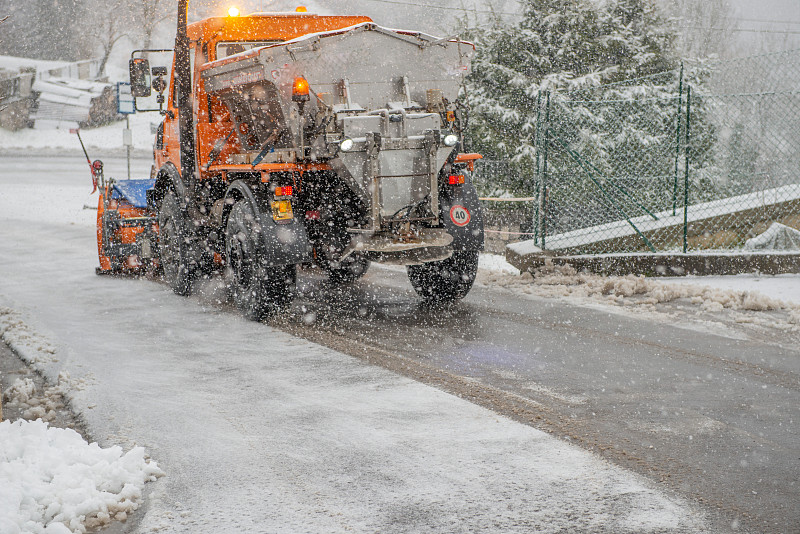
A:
[407, 250, 479, 302]
[158, 191, 195, 296]
[225, 200, 296, 320]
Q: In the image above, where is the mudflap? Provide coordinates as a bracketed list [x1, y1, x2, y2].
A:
[254, 214, 312, 267]
[439, 182, 485, 251]
[225, 182, 312, 268]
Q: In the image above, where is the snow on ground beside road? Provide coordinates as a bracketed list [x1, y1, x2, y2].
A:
[0, 113, 157, 154]
[0, 419, 164, 534]
[1, 305, 161, 534]
[659, 273, 800, 307]
[0, 308, 58, 366]
[478, 253, 521, 274]
[479, 253, 800, 308]
[477, 256, 800, 343]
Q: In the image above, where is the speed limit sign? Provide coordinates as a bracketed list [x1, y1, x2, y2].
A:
[449, 205, 471, 227]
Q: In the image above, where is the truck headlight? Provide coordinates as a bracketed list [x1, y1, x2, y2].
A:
[443, 134, 458, 147]
[340, 138, 354, 152]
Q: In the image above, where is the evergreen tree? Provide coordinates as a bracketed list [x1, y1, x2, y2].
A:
[724, 123, 759, 196]
[466, 0, 678, 169]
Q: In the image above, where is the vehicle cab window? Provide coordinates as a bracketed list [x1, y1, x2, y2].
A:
[215, 41, 280, 59]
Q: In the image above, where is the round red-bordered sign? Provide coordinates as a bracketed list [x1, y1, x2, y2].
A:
[449, 205, 471, 227]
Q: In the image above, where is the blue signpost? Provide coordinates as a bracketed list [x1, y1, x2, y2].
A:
[117, 82, 135, 115]
[117, 82, 135, 179]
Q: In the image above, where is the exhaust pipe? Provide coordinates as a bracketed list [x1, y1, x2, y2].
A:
[175, 0, 195, 197]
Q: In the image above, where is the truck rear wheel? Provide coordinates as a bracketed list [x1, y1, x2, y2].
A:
[407, 250, 479, 302]
[225, 200, 296, 320]
[158, 191, 195, 296]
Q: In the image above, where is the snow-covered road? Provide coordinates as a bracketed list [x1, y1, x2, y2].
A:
[0, 154, 713, 532]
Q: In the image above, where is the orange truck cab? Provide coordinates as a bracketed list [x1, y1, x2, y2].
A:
[155, 12, 373, 184]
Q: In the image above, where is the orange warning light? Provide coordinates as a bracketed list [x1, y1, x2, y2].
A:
[292, 77, 310, 102]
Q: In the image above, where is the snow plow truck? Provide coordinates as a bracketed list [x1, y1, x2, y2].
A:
[125, 2, 484, 319]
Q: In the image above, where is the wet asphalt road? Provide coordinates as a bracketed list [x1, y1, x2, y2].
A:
[278, 265, 800, 534]
[3, 153, 794, 531]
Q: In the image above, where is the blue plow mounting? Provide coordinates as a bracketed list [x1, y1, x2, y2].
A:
[111, 179, 156, 208]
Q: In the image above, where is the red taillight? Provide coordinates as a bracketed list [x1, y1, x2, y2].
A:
[274, 186, 293, 197]
[448, 174, 465, 185]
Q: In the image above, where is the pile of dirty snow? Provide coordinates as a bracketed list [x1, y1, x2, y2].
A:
[2, 373, 73, 424]
[0, 419, 164, 534]
[477, 260, 800, 330]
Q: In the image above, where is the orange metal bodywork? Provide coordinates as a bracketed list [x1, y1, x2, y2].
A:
[96, 184, 156, 272]
[155, 14, 373, 186]
[454, 153, 483, 172]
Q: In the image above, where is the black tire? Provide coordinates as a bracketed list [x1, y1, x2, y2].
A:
[158, 191, 195, 296]
[326, 255, 370, 284]
[225, 200, 296, 320]
[407, 250, 479, 302]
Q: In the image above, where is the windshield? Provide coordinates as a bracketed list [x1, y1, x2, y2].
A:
[215, 41, 281, 59]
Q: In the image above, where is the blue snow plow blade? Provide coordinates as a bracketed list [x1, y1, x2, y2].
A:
[112, 179, 156, 209]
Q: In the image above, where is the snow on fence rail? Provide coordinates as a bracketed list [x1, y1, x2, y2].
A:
[509, 183, 800, 256]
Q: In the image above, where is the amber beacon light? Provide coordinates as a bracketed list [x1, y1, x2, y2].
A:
[292, 77, 310, 102]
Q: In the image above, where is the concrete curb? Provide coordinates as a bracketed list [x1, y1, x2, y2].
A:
[506, 249, 800, 277]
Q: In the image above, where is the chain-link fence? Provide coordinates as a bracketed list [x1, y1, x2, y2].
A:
[474, 49, 800, 255]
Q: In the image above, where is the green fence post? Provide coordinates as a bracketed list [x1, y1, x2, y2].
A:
[533, 91, 542, 247]
[683, 85, 692, 253]
[539, 91, 551, 250]
[672, 63, 684, 216]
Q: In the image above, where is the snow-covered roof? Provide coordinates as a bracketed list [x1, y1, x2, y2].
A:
[0, 54, 71, 72]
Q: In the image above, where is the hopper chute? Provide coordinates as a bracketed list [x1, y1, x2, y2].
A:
[201, 22, 475, 236]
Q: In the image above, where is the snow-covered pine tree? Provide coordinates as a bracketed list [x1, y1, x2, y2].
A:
[465, 0, 680, 199]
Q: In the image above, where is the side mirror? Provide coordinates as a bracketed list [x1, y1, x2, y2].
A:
[129, 58, 151, 97]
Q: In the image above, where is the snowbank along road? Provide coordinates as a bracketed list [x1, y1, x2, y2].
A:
[1, 154, 798, 533]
